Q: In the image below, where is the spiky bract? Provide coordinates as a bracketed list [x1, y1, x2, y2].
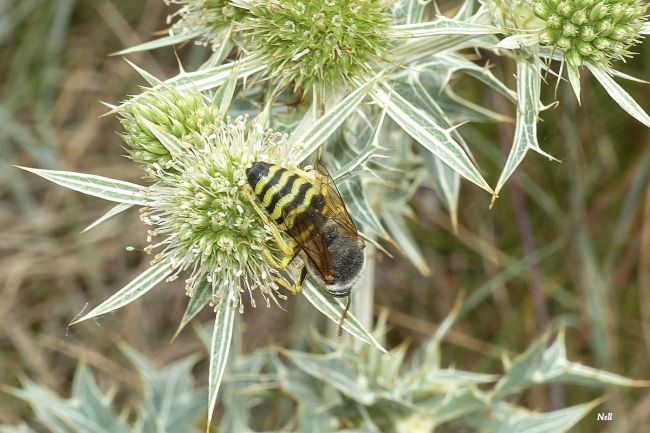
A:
[245, 0, 393, 90]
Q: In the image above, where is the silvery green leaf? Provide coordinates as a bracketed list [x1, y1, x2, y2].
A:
[382, 211, 431, 276]
[425, 292, 465, 367]
[371, 82, 493, 194]
[424, 151, 460, 231]
[495, 33, 539, 49]
[301, 280, 387, 353]
[122, 348, 206, 433]
[391, 34, 478, 65]
[82, 203, 132, 233]
[422, 388, 487, 425]
[337, 172, 389, 239]
[425, 53, 516, 101]
[9, 380, 130, 433]
[138, 118, 187, 158]
[166, 56, 265, 91]
[71, 259, 173, 324]
[207, 303, 236, 430]
[18, 166, 146, 205]
[494, 57, 557, 196]
[173, 281, 212, 340]
[567, 66, 581, 105]
[494, 328, 649, 399]
[70, 364, 127, 431]
[587, 63, 650, 128]
[455, 0, 476, 20]
[391, 75, 461, 226]
[200, 28, 234, 70]
[608, 69, 650, 84]
[393, 16, 501, 38]
[393, 0, 426, 24]
[112, 30, 202, 55]
[124, 60, 161, 86]
[284, 350, 377, 405]
[215, 63, 239, 117]
[489, 400, 600, 433]
[294, 76, 378, 162]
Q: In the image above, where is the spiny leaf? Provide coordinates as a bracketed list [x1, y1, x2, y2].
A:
[301, 281, 387, 353]
[284, 350, 377, 405]
[18, 166, 146, 205]
[494, 57, 557, 197]
[112, 30, 202, 56]
[207, 302, 236, 431]
[82, 203, 132, 233]
[173, 281, 212, 340]
[588, 63, 650, 128]
[166, 56, 265, 91]
[490, 400, 602, 433]
[371, 82, 493, 194]
[294, 75, 379, 162]
[393, 16, 501, 38]
[71, 259, 173, 325]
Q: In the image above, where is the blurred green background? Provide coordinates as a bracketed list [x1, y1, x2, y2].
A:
[1, 0, 649, 431]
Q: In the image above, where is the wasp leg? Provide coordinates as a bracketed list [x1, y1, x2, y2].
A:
[277, 264, 307, 294]
[262, 249, 295, 270]
[271, 267, 305, 294]
[292, 166, 319, 182]
[244, 187, 296, 257]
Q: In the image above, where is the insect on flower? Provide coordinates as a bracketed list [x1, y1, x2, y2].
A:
[245, 161, 366, 334]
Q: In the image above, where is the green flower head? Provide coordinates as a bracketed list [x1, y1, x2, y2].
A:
[532, 0, 648, 67]
[169, 0, 249, 49]
[141, 116, 298, 311]
[119, 86, 218, 170]
[245, 0, 393, 90]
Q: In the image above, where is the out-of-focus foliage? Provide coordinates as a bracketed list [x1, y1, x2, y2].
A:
[2, 348, 206, 433]
[4, 318, 647, 433]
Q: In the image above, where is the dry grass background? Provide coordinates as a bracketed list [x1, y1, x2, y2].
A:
[1, 1, 650, 431]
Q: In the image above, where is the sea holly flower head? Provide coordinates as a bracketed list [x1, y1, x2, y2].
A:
[532, 0, 648, 68]
[119, 86, 218, 169]
[141, 114, 297, 312]
[167, 0, 249, 49]
[243, 0, 394, 90]
[485, 0, 545, 29]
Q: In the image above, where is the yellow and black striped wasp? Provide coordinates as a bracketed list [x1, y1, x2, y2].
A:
[245, 161, 365, 334]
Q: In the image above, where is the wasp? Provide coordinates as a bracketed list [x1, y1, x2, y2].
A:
[245, 161, 365, 334]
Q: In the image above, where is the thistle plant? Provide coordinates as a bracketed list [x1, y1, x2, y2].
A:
[16, 0, 650, 431]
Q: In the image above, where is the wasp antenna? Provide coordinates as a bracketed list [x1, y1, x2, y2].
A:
[336, 295, 352, 337]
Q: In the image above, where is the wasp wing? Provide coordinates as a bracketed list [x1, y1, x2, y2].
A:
[315, 162, 360, 238]
[280, 197, 335, 284]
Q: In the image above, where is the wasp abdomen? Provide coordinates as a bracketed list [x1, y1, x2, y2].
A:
[246, 162, 323, 233]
